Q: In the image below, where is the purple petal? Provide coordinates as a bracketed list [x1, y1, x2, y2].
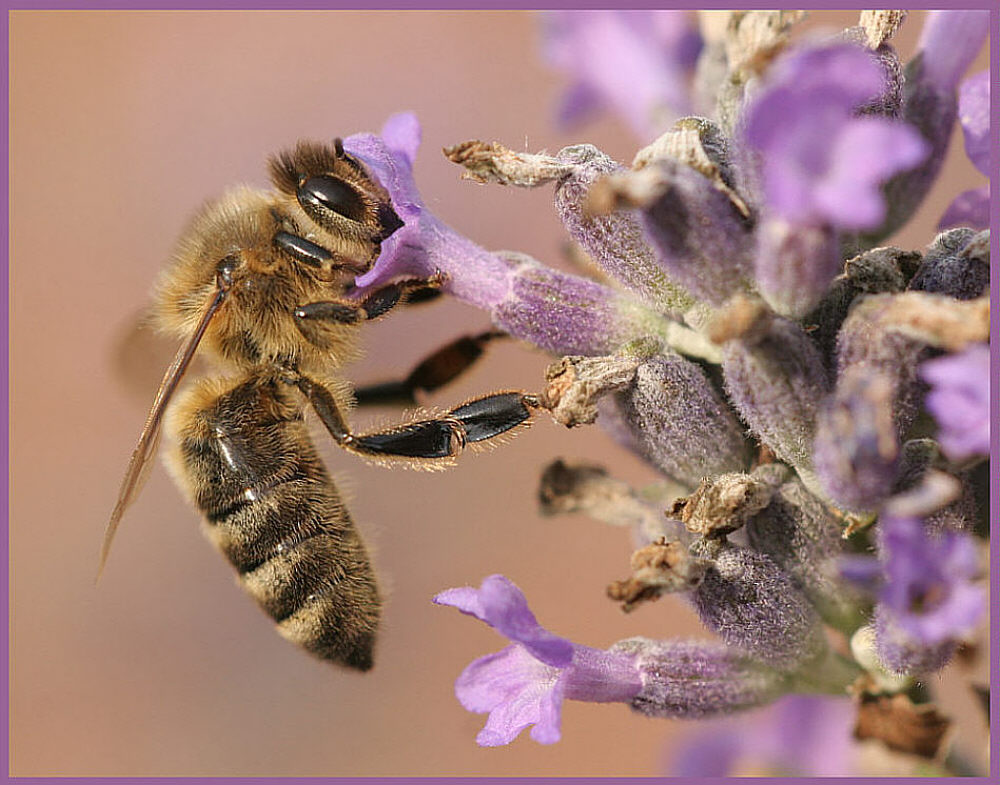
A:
[814, 118, 929, 229]
[939, 186, 990, 230]
[454, 645, 565, 746]
[434, 575, 574, 667]
[917, 10, 990, 92]
[920, 344, 991, 459]
[959, 69, 990, 174]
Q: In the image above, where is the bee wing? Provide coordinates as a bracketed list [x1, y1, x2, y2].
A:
[98, 287, 226, 579]
[113, 306, 208, 401]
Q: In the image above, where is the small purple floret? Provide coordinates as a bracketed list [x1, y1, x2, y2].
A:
[434, 575, 642, 746]
[919, 344, 990, 460]
[742, 42, 928, 230]
[873, 515, 984, 673]
[541, 10, 701, 140]
[345, 114, 653, 356]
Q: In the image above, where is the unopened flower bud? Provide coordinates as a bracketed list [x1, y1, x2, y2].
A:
[909, 228, 989, 300]
[806, 245, 918, 366]
[747, 475, 861, 630]
[689, 540, 827, 670]
[554, 145, 694, 312]
[715, 298, 831, 475]
[813, 366, 899, 512]
[611, 637, 788, 718]
[611, 350, 753, 487]
[756, 220, 842, 319]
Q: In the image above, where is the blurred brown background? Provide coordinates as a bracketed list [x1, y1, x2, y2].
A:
[9, 10, 988, 777]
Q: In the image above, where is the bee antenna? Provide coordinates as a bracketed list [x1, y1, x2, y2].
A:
[334, 138, 345, 158]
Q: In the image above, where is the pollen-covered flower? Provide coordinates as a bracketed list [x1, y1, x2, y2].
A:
[541, 10, 701, 141]
[433, 575, 642, 746]
[919, 343, 990, 461]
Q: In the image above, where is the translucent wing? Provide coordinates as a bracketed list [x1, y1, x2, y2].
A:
[98, 287, 226, 579]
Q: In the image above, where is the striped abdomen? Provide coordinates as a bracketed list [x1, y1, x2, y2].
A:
[168, 374, 379, 670]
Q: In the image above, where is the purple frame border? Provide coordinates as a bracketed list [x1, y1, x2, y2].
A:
[2, 2, 996, 784]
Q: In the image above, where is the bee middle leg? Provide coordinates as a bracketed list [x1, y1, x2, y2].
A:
[294, 373, 539, 462]
[354, 330, 508, 407]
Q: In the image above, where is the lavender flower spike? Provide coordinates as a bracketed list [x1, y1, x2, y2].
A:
[434, 575, 641, 746]
[919, 343, 990, 461]
[874, 515, 985, 675]
[345, 114, 682, 357]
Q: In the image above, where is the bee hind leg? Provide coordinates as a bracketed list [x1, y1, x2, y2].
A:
[295, 373, 538, 462]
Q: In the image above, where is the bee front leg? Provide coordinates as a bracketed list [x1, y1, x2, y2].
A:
[293, 274, 445, 330]
[295, 373, 539, 463]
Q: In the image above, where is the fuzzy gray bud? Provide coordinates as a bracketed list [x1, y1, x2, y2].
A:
[909, 229, 989, 300]
[555, 145, 694, 312]
[612, 350, 753, 487]
[611, 637, 788, 719]
[689, 540, 827, 670]
[716, 299, 831, 474]
[746, 474, 860, 630]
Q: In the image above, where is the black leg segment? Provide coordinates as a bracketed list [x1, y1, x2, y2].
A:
[449, 392, 537, 443]
[294, 373, 535, 464]
[354, 330, 507, 407]
[353, 420, 462, 459]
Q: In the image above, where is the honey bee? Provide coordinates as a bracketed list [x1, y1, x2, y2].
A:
[104, 138, 539, 671]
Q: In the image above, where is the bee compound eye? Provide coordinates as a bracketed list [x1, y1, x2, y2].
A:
[297, 175, 367, 224]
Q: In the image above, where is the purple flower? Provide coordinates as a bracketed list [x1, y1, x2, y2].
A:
[742, 42, 929, 231]
[920, 343, 990, 460]
[873, 515, 984, 674]
[940, 69, 990, 230]
[916, 11, 990, 93]
[343, 114, 671, 356]
[873, 11, 989, 241]
[672, 694, 858, 776]
[433, 575, 642, 746]
[541, 10, 701, 140]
